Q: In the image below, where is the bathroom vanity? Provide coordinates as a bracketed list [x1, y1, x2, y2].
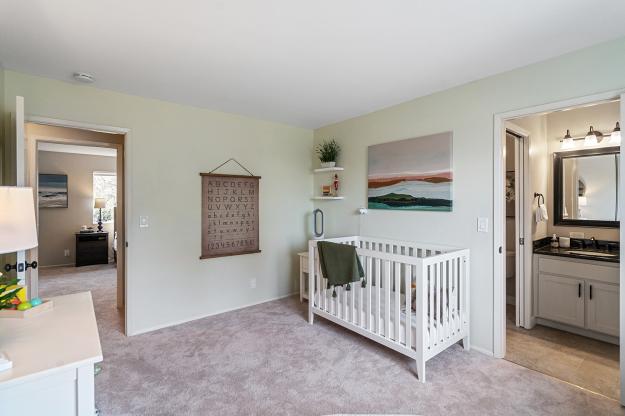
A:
[534, 245, 619, 342]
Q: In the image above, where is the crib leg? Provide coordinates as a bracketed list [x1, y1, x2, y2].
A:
[415, 359, 426, 383]
[308, 307, 314, 324]
[462, 335, 470, 351]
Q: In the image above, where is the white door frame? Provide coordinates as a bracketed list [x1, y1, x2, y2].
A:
[25, 115, 131, 335]
[493, 89, 624, 401]
[620, 92, 625, 404]
[504, 124, 531, 329]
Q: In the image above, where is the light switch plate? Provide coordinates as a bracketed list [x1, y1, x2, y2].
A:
[139, 216, 149, 228]
[477, 217, 489, 233]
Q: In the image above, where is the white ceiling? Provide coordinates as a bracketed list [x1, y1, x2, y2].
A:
[38, 142, 117, 157]
[1, 1, 625, 129]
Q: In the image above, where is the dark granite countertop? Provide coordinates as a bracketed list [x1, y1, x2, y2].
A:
[534, 244, 619, 263]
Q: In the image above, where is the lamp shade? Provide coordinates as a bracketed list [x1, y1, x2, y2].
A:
[94, 198, 106, 209]
[0, 187, 38, 254]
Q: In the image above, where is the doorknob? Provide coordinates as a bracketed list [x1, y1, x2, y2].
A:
[4, 261, 38, 272]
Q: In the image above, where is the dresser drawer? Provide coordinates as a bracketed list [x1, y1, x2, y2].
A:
[76, 232, 109, 267]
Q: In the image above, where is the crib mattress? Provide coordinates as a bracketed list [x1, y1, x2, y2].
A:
[314, 285, 463, 349]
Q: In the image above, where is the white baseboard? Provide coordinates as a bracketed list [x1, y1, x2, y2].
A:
[128, 291, 299, 336]
[39, 263, 74, 269]
[471, 344, 494, 357]
[536, 317, 619, 345]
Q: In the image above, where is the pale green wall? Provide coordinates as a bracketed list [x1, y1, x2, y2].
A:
[313, 37, 625, 354]
[3, 71, 313, 334]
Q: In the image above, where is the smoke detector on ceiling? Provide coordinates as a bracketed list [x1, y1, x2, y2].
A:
[73, 72, 95, 83]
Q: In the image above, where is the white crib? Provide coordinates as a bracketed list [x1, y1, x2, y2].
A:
[308, 236, 470, 382]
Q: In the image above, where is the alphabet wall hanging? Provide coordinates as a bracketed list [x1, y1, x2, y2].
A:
[200, 159, 261, 259]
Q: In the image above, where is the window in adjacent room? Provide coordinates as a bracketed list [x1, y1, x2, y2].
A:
[93, 171, 117, 223]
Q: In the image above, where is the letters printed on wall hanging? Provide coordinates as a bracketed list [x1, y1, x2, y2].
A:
[200, 173, 261, 259]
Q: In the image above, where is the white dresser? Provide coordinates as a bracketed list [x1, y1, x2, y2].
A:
[0, 292, 103, 415]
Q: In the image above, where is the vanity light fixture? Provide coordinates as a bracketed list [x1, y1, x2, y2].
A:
[608, 122, 621, 145]
[584, 126, 598, 146]
[561, 129, 574, 149]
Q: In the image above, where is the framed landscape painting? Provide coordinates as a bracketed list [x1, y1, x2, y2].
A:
[39, 174, 68, 208]
[368, 132, 453, 211]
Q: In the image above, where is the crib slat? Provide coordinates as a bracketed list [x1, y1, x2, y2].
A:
[384, 260, 391, 339]
[315, 252, 322, 311]
[405, 263, 411, 350]
[437, 261, 442, 343]
[366, 257, 372, 331]
[443, 260, 448, 340]
[343, 279, 348, 321]
[394, 262, 401, 342]
[358, 256, 364, 327]
[375, 258, 381, 335]
[429, 264, 434, 348]
[449, 259, 458, 334]
[351, 268, 356, 324]
[459, 258, 464, 326]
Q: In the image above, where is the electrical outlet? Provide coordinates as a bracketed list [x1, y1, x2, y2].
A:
[250, 278, 257, 289]
[64, 249, 70, 257]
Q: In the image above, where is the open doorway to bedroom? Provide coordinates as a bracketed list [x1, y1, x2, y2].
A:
[26, 122, 126, 335]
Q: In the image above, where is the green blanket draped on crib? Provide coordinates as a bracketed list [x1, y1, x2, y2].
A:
[317, 241, 365, 297]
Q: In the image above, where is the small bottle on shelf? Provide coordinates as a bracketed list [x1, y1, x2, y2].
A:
[550, 234, 559, 248]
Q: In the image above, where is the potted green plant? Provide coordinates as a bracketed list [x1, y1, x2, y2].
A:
[316, 139, 341, 168]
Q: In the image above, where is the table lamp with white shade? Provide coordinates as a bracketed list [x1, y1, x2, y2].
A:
[94, 197, 106, 232]
[0, 186, 39, 372]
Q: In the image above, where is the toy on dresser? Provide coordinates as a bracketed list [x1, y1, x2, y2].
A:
[0, 272, 53, 318]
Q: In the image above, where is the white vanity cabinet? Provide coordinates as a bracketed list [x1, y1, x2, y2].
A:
[538, 274, 585, 327]
[535, 254, 619, 339]
[586, 281, 619, 336]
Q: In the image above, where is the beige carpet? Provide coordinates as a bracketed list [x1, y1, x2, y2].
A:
[39, 266, 625, 416]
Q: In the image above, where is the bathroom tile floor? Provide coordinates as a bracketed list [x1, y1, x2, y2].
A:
[505, 304, 620, 400]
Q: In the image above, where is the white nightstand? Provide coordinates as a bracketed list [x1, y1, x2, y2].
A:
[297, 251, 317, 302]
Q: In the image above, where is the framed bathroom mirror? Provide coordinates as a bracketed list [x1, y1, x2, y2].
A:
[553, 146, 620, 228]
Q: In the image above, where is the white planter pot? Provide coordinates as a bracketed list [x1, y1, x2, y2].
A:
[320, 162, 336, 168]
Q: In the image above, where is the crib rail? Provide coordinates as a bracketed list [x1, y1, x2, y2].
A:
[308, 236, 470, 382]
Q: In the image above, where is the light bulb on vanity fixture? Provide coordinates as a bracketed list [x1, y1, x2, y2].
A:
[561, 129, 574, 149]
[584, 126, 598, 146]
[608, 122, 621, 145]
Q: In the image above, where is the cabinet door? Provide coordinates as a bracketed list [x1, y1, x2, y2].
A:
[586, 281, 619, 336]
[538, 274, 585, 327]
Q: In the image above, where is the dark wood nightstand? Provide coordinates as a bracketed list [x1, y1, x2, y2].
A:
[75, 232, 109, 267]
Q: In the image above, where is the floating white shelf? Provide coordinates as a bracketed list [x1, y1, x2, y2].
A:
[313, 167, 344, 173]
[312, 196, 344, 200]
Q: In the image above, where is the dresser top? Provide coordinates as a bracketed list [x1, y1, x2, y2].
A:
[75, 231, 109, 235]
[0, 291, 103, 389]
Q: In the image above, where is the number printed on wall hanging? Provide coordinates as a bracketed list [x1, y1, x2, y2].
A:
[200, 173, 261, 259]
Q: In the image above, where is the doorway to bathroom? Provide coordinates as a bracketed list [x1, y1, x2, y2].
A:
[498, 97, 622, 400]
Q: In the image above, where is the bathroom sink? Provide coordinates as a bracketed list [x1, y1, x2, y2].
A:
[565, 250, 618, 258]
